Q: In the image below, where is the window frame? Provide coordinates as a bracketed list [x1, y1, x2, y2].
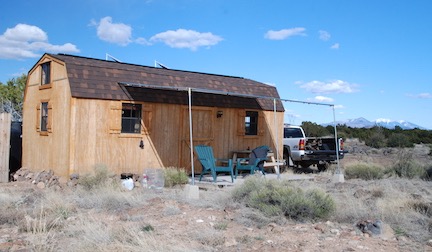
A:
[40, 102, 48, 132]
[245, 110, 259, 136]
[39, 62, 52, 90]
[121, 103, 142, 134]
[41, 62, 51, 85]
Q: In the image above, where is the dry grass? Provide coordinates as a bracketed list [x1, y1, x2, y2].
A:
[1, 159, 432, 250]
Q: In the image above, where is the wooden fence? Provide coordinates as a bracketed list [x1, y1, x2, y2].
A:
[0, 113, 11, 182]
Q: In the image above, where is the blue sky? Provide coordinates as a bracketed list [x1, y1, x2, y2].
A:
[1, 0, 431, 129]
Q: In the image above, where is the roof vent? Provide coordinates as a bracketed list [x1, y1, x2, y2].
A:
[154, 60, 169, 69]
[105, 53, 122, 63]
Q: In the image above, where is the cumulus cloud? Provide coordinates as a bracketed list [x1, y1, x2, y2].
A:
[330, 43, 340, 49]
[264, 27, 306, 40]
[0, 23, 79, 60]
[150, 29, 223, 51]
[319, 30, 331, 41]
[299, 80, 358, 94]
[94, 16, 132, 46]
[313, 95, 334, 103]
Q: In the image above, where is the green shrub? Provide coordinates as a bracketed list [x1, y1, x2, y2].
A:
[344, 163, 384, 180]
[231, 176, 335, 221]
[364, 130, 386, 148]
[385, 151, 426, 179]
[164, 167, 189, 187]
[78, 164, 113, 190]
[387, 133, 413, 148]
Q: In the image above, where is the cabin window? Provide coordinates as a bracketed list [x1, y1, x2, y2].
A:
[121, 103, 142, 133]
[40, 102, 48, 132]
[41, 62, 51, 85]
[245, 111, 258, 135]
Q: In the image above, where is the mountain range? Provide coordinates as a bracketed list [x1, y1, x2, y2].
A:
[321, 117, 427, 130]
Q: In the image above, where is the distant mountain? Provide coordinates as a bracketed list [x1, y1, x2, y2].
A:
[321, 117, 426, 130]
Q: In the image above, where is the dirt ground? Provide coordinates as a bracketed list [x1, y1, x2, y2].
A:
[1, 139, 432, 251]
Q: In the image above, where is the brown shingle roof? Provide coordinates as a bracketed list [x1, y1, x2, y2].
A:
[48, 54, 284, 111]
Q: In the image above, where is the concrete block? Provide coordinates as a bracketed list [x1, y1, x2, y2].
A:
[333, 173, 345, 183]
[184, 184, 200, 199]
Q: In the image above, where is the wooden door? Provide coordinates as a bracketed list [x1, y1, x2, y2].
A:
[180, 107, 214, 173]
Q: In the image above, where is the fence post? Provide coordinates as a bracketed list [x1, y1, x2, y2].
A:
[0, 113, 11, 182]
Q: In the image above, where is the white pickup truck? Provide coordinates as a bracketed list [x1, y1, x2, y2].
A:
[282, 125, 346, 172]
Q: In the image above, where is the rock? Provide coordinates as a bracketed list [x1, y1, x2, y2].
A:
[314, 224, 327, 233]
[36, 182, 45, 189]
[224, 238, 237, 247]
[356, 219, 383, 236]
[70, 173, 79, 180]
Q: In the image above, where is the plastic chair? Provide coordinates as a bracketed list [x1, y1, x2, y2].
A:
[235, 145, 270, 178]
[194, 145, 234, 183]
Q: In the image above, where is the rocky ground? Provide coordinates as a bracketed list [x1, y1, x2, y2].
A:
[1, 139, 432, 251]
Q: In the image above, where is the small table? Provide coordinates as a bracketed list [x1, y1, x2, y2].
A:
[231, 150, 252, 165]
[263, 152, 285, 175]
[231, 150, 285, 175]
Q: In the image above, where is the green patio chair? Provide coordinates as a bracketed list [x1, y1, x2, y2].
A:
[194, 145, 234, 183]
[235, 145, 270, 178]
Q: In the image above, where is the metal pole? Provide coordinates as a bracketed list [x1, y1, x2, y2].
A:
[332, 105, 341, 174]
[188, 88, 195, 185]
[273, 99, 280, 179]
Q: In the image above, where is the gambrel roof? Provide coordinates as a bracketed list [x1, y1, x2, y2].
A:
[43, 54, 284, 111]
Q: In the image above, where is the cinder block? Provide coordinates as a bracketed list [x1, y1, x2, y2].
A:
[184, 184, 200, 199]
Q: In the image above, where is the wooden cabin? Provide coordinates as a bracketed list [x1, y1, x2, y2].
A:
[22, 54, 285, 177]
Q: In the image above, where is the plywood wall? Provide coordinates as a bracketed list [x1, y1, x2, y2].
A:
[22, 56, 71, 177]
[0, 113, 11, 182]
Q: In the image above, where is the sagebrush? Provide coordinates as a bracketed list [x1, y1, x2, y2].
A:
[231, 176, 335, 221]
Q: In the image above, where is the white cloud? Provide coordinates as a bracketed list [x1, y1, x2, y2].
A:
[319, 30, 331, 41]
[334, 104, 345, 109]
[4, 24, 47, 42]
[330, 43, 340, 49]
[299, 80, 358, 94]
[0, 23, 79, 60]
[313, 95, 334, 103]
[264, 27, 306, 40]
[412, 92, 432, 99]
[150, 29, 223, 51]
[135, 37, 151, 45]
[95, 16, 132, 46]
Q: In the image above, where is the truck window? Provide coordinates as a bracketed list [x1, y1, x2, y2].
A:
[284, 128, 303, 138]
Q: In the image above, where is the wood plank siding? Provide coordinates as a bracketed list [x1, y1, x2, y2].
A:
[22, 54, 285, 177]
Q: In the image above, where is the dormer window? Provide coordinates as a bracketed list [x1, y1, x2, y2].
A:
[41, 62, 51, 85]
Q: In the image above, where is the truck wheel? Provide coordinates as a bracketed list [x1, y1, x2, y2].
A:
[277, 153, 287, 173]
[317, 162, 329, 172]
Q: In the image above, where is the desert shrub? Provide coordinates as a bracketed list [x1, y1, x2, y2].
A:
[164, 167, 189, 187]
[385, 151, 426, 179]
[231, 176, 335, 221]
[387, 133, 413, 148]
[364, 130, 386, 148]
[408, 200, 432, 217]
[344, 162, 384, 180]
[78, 164, 114, 190]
